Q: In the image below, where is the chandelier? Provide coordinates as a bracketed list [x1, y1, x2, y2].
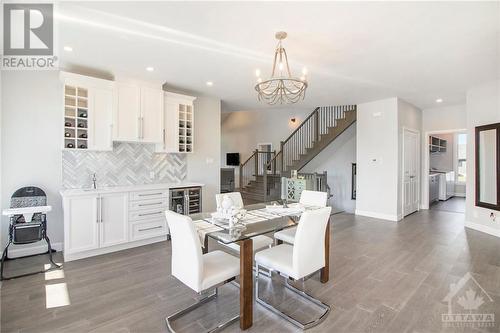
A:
[255, 31, 308, 105]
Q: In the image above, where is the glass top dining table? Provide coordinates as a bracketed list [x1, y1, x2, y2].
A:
[190, 201, 302, 245]
[188, 200, 331, 331]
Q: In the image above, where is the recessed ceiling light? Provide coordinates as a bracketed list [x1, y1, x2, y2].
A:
[436, 98, 443, 103]
[206, 81, 214, 86]
[63, 46, 73, 52]
[146, 67, 154, 72]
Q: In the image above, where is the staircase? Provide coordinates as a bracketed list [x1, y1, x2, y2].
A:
[239, 105, 357, 203]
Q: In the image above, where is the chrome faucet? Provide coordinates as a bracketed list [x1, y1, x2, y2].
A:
[91, 173, 97, 189]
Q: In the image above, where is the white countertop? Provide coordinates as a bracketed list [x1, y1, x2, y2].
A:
[60, 182, 204, 197]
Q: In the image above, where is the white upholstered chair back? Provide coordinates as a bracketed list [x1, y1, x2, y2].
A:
[299, 190, 328, 207]
[165, 210, 204, 292]
[215, 192, 244, 209]
[292, 206, 332, 278]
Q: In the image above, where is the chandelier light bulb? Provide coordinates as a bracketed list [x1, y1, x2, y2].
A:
[257, 78, 262, 83]
[255, 69, 261, 77]
[279, 62, 284, 71]
[302, 68, 308, 75]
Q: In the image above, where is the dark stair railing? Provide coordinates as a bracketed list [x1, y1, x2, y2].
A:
[239, 149, 276, 192]
[239, 105, 357, 202]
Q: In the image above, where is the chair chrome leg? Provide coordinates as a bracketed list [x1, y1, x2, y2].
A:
[166, 289, 239, 333]
[255, 266, 330, 330]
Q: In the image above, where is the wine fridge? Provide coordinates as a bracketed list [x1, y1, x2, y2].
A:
[169, 187, 202, 215]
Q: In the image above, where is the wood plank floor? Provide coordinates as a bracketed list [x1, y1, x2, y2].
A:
[430, 197, 466, 214]
[2, 209, 500, 333]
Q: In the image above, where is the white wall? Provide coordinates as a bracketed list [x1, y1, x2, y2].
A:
[221, 108, 310, 187]
[302, 125, 357, 213]
[356, 97, 422, 221]
[356, 98, 400, 220]
[397, 99, 423, 218]
[188, 96, 221, 212]
[429, 133, 454, 171]
[1, 71, 64, 248]
[1, 72, 222, 254]
[420, 104, 467, 208]
[465, 80, 500, 237]
[221, 107, 356, 211]
[422, 104, 466, 132]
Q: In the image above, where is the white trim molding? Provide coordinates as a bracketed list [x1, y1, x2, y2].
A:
[465, 221, 500, 238]
[7, 242, 63, 258]
[355, 209, 401, 222]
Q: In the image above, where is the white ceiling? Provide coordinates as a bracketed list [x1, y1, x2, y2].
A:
[57, 1, 499, 112]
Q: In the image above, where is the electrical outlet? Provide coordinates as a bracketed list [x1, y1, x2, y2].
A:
[149, 171, 155, 179]
[490, 212, 496, 222]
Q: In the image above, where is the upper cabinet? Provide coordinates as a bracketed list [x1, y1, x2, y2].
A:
[113, 80, 163, 143]
[429, 135, 447, 153]
[61, 72, 114, 151]
[157, 92, 196, 153]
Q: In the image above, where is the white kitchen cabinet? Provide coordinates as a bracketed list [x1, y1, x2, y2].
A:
[114, 82, 140, 141]
[156, 92, 196, 153]
[99, 192, 129, 248]
[113, 80, 163, 143]
[62, 186, 174, 262]
[63, 192, 129, 259]
[61, 72, 114, 151]
[63, 194, 100, 253]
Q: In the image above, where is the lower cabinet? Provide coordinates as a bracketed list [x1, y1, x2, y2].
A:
[100, 193, 129, 248]
[64, 194, 100, 253]
[63, 188, 170, 261]
[64, 192, 128, 257]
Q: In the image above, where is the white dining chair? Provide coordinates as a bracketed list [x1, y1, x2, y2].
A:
[215, 192, 274, 254]
[255, 206, 332, 329]
[165, 210, 240, 333]
[273, 190, 328, 245]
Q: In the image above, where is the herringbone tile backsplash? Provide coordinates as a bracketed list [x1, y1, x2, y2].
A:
[62, 142, 187, 189]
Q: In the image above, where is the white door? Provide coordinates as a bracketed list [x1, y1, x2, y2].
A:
[99, 193, 129, 248]
[403, 129, 419, 216]
[66, 195, 99, 253]
[90, 87, 113, 151]
[140, 87, 163, 143]
[115, 83, 140, 141]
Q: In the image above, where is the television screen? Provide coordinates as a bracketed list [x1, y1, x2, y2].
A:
[226, 153, 240, 166]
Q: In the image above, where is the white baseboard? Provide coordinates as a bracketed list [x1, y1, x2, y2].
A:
[465, 221, 500, 238]
[355, 209, 400, 222]
[63, 236, 168, 262]
[7, 242, 63, 258]
[454, 193, 466, 197]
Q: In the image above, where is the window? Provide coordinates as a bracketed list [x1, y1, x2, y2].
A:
[457, 133, 467, 182]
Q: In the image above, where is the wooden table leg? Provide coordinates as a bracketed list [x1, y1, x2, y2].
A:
[240, 238, 253, 330]
[202, 235, 208, 254]
[320, 218, 330, 283]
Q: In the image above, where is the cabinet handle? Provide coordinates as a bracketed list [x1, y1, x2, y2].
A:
[138, 117, 141, 139]
[138, 192, 163, 197]
[141, 117, 145, 139]
[163, 129, 166, 149]
[138, 202, 163, 207]
[138, 211, 162, 217]
[138, 226, 163, 232]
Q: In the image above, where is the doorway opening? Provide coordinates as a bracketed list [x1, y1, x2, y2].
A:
[426, 130, 467, 214]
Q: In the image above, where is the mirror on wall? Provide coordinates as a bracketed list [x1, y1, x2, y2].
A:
[475, 123, 500, 210]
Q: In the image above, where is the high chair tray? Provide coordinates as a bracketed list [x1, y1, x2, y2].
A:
[2, 206, 52, 216]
